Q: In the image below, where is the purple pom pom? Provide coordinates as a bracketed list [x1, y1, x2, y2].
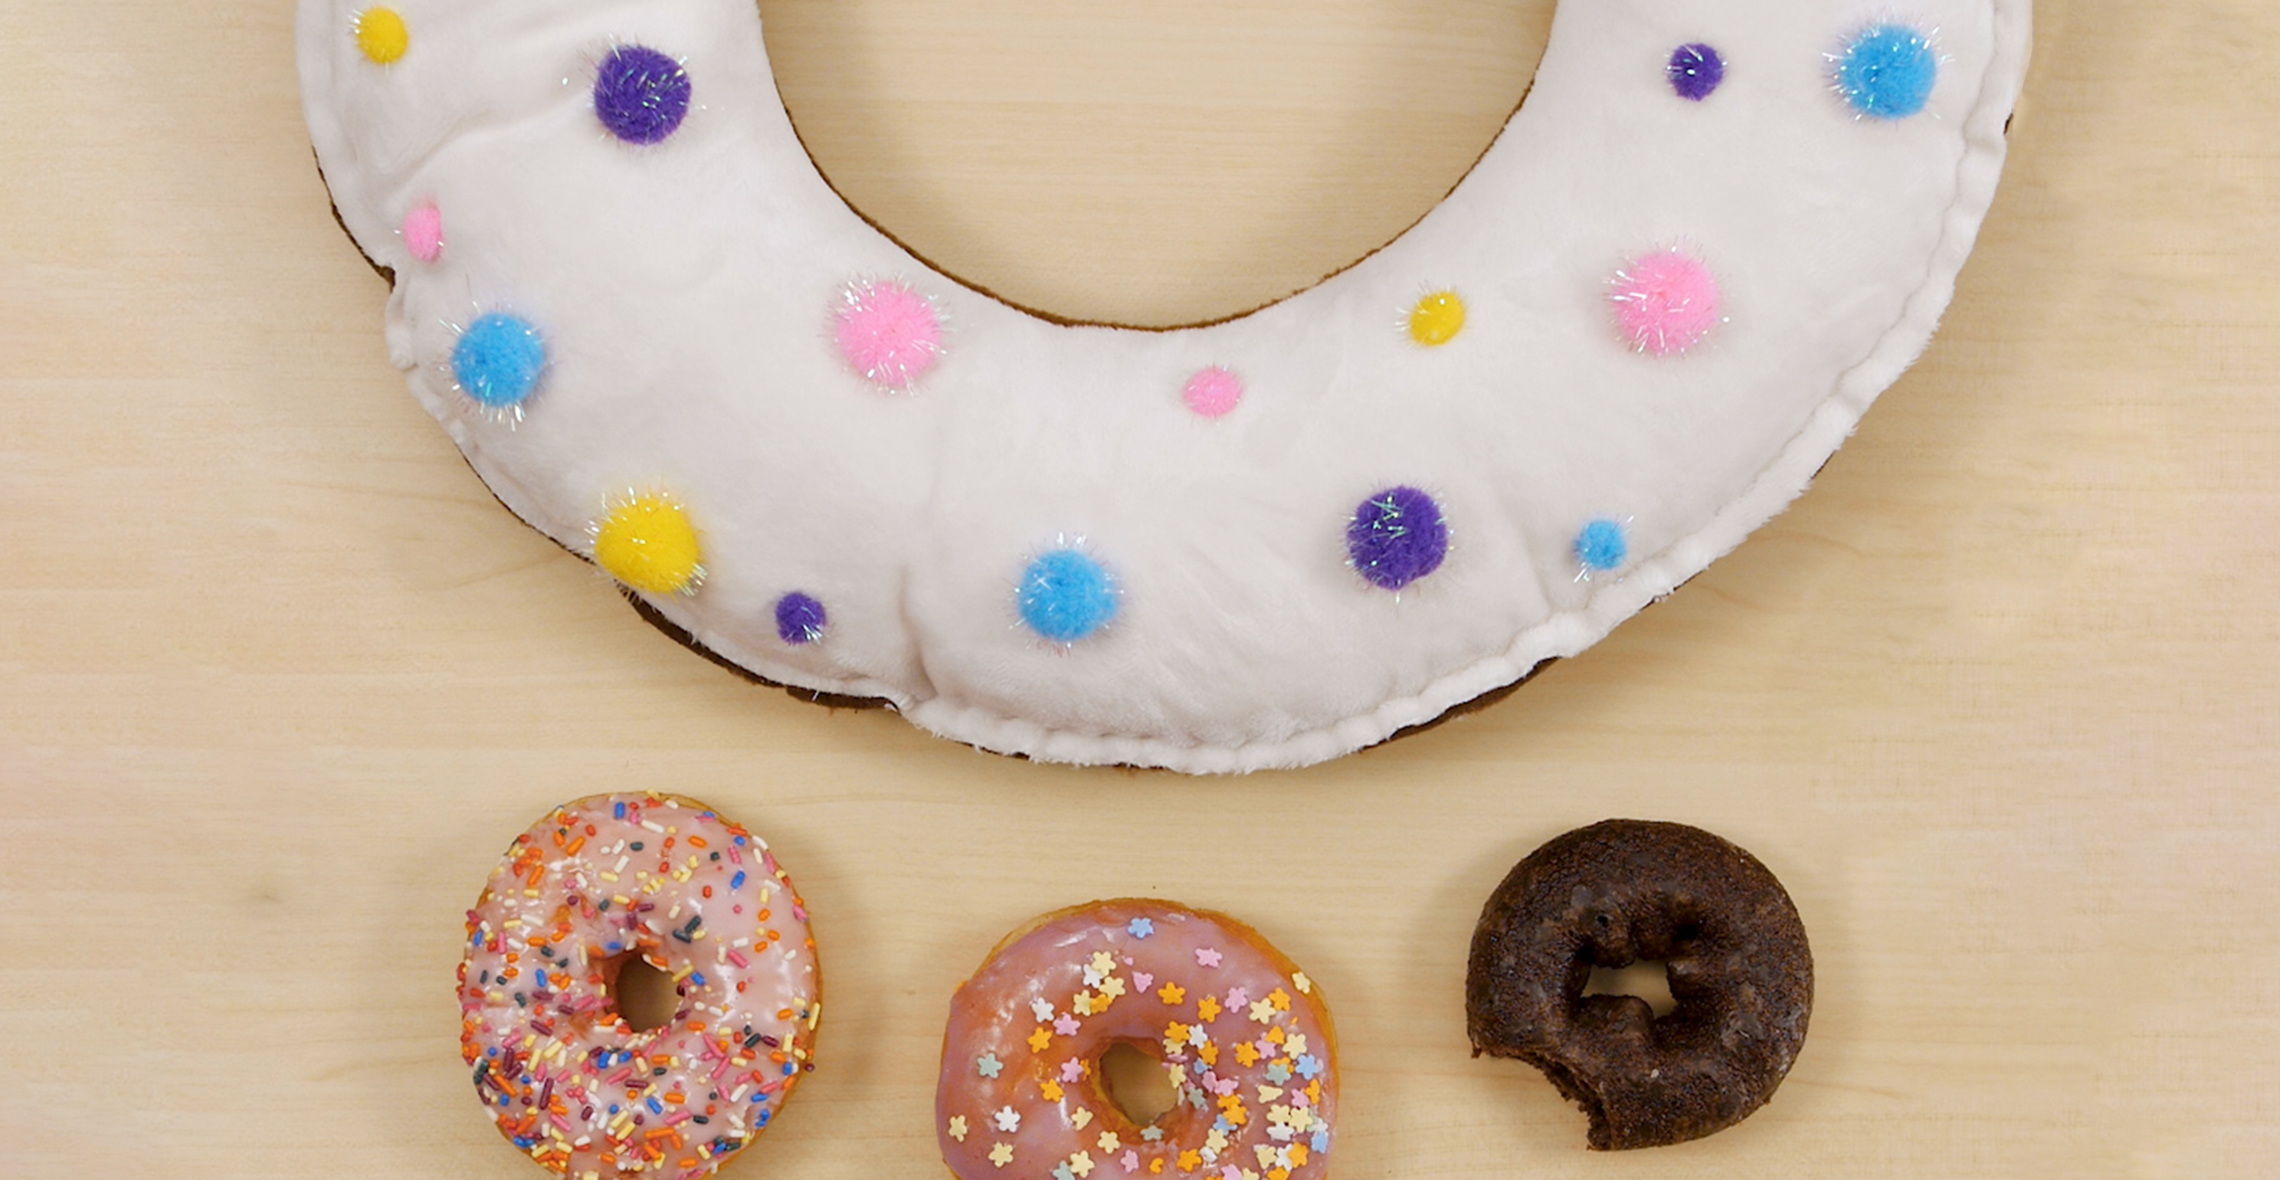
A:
[594, 45, 691, 144]
[1668, 43, 1725, 102]
[774, 592, 827, 645]
[1346, 486, 1448, 591]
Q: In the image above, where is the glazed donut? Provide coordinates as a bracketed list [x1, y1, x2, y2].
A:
[938, 901, 1337, 1180]
[298, 1, 2031, 772]
[1465, 819, 1811, 1150]
[459, 793, 821, 1178]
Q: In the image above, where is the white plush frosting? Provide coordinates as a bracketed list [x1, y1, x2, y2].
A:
[299, 0, 2030, 772]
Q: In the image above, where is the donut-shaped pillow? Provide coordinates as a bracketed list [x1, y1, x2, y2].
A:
[299, 1, 2031, 771]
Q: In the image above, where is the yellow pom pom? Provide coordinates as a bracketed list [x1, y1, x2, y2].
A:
[1407, 291, 1466, 347]
[593, 494, 703, 596]
[355, 8, 409, 65]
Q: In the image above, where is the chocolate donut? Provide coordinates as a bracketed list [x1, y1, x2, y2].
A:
[1465, 820, 1811, 1150]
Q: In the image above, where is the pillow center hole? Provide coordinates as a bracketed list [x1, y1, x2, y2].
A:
[1100, 1042, 1179, 1126]
[609, 953, 680, 1032]
[762, 0, 1556, 327]
[1585, 961, 1677, 1018]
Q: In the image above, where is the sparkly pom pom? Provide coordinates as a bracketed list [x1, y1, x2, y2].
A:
[594, 45, 692, 144]
[1018, 548, 1118, 643]
[1347, 486, 1448, 591]
[1574, 519, 1629, 573]
[1668, 43, 1725, 101]
[775, 593, 828, 645]
[402, 203, 443, 263]
[452, 313, 547, 409]
[354, 8, 408, 65]
[1407, 291, 1466, 347]
[833, 279, 943, 390]
[592, 493, 703, 596]
[1834, 25, 1938, 120]
[1181, 367, 1244, 418]
[1610, 249, 1722, 356]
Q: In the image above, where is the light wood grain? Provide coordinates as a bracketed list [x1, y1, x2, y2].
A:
[4, 1, 2278, 1177]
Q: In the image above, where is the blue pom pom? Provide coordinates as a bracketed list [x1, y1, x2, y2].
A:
[1346, 486, 1448, 591]
[452, 313, 546, 408]
[594, 44, 692, 144]
[1836, 25, 1938, 120]
[1574, 519, 1628, 572]
[1018, 549, 1118, 643]
[774, 592, 827, 645]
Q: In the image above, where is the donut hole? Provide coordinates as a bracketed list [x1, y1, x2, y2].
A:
[1584, 961, 1677, 1019]
[1099, 1041, 1179, 1127]
[606, 953, 680, 1033]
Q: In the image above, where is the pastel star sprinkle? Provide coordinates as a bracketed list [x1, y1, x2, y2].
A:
[1158, 982, 1188, 1005]
[1061, 1058, 1086, 1082]
[1266, 989, 1290, 1012]
[1091, 951, 1117, 976]
[977, 1053, 1003, 1078]
[1292, 973, 1311, 994]
[1029, 1027, 1055, 1052]
[1099, 1132, 1122, 1153]
[1178, 1150, 1202, 1172]
[1032, 998, 1057, 1022]
[1310, 1129, 1329, 1154]
[1195, 948, 1222, 968]
[1249, 1000, 1276, 1023]
[1055, 1013, 1082, 1036]
[1072, 1107, 1094, 1130]
[1127, 917, 1154, 938]
[1099, 975, 1127, 999]
[949, 1115, 969, 1142]
[1054, 1165, 1076, 1180]
[1122, 1150, 1142, 1172]
[1196, 996, 1222, 1023]
[1042, 1079, 1065, 1102]
[990, 1144, 1016, 1168]
[994, 1106, 1022, 1133]
[1295, 1054, 1323, 1079]
[1142, 1126, 1166, 1141]
[1074, 993, 1098, 1016]
[1234, 1042, 1261, 1067]
[1071, 1151, 1097, 1177]
[1225, 987, 1249, 1008]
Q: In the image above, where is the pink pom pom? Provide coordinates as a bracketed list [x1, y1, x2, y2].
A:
[401, 203, 443, 263]
[833, 279, 942, 389]
[1610, 249, 1721, 356]
[1181, 366, 1244, 419]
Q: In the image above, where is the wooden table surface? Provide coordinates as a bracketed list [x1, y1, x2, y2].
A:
[4, 1, 2276, 1176]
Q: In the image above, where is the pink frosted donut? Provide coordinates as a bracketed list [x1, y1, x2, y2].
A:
[938, 901, 1337, 1180]
[459, 793, 821, 1179]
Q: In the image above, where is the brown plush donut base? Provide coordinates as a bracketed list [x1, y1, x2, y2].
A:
[1465, 819, 1812, 1150]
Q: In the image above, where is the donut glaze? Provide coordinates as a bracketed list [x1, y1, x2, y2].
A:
[1465, 819, 1811, 1150]
[939, 901, 1336, 1180]
[459, 793, 821, 1178]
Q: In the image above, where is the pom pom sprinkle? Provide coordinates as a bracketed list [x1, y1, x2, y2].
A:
[1834, 25, 1938, 120]
[1181, 367, 1245, 418]
[1408, 291, 1467, 347]
[594, 45, 693, 144]
[1610, 249, 1722, 356]
[593, 493, 704, 596]
[401, 203, 443, 263]
[1018, 548, 1119, 643]
[1574, 519, 1629, 573]
[354, 8, 408, 65]
[834, 279, 944, 390]
[1667, 43, 1725, 101]
[451, 313, 547, 409]
[775, 592, 828, 645]
[1347, 486, 1449, 591]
